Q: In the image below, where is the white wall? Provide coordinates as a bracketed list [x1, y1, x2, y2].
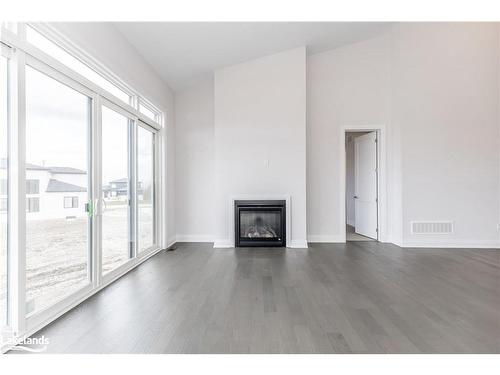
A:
[308, 23, 500, 248]
[174, 23, 499, 248]
[174, 77, 215, 241]
[392, 23, 500, 247]
[49, 22, 177, 248]
[307, 34, 393, 242]
[214, 47, 308, 247]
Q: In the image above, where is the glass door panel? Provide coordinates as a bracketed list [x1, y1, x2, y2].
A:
[137, 124, 155, 252]
[25, 65, 91, 316]
[101, 106, 131, 274]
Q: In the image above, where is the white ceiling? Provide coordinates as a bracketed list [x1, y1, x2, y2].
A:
[113, 22, 391, 91]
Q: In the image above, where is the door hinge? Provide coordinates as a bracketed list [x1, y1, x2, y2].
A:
[376, 228, 379, 233]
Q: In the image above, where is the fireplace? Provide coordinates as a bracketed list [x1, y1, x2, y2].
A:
[234, 200, 286, 247]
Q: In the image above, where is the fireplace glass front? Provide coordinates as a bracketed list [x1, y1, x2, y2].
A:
[234, 200, 286, 247]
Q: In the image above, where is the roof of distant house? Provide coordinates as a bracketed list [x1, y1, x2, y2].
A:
[46, 179, 86, 193]
[110, 178, 128, 183]
[48, 166, 87, 174]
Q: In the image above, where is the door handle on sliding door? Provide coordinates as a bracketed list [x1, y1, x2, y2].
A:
[96, 198, 107, 215]
[85, 202, 93, 217]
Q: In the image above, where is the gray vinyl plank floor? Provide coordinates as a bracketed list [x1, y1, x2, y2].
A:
[12, 242, 500, 353]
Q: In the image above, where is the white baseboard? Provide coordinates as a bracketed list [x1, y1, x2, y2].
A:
[179, 234, 499, 250]
[402, 240, 500, 249]
[166, 237, 177, 248]
[213, 239, 233, 248]
[383, 235, 403, 247]
[176, 234, 214, 243]
[289, 240, 308, 248]
[307, 235, 345, 243]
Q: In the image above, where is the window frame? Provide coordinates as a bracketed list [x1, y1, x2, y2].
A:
[0, 46, 11, 335]
[137, 121, 159, 253]
[63, 196, 78, 209]
[99, 98, 137, 282]
[26, 25, 133, 106]
[31, 23, 162, 130]
[0, 23, 165, 349]
[138, 99, 161, 124]
[24, 59, 95, 319]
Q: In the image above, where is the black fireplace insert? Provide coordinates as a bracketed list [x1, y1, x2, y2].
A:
[234, 200, 286, 247]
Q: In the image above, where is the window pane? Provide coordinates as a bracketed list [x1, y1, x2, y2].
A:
[25, 66, 91, 316]
[102, 106, 130, 274]
[138, 102, 157, 122]
[1, 55, 8, 327]
[26, 26, 131, 104]
[64, 197, 72, 208]
[137, 125, 154, 252]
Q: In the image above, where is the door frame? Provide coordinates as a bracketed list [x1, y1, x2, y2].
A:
[22, 54, 97, 331]
[340, 125, 387, 243]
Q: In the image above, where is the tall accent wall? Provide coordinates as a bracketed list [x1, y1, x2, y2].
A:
[175, 77, 215, 241]
[213, 47, 308, 247]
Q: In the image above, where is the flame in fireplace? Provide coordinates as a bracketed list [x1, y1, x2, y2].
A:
[243, 216, 278, 238]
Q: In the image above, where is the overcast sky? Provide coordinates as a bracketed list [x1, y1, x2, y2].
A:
[25, 66, 152, 188]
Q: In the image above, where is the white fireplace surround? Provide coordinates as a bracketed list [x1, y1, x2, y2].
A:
[213, 194, 306, 248]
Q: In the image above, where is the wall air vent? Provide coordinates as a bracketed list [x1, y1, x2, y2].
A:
[411, 221, 454, 235]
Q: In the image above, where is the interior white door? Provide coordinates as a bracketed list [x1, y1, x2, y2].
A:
[354, 132, 378, 239]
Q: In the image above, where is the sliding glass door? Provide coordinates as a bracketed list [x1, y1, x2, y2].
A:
[25, 65, 92, 316]
[101, 105, 133, 275]
[0, 23, 163, 340]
